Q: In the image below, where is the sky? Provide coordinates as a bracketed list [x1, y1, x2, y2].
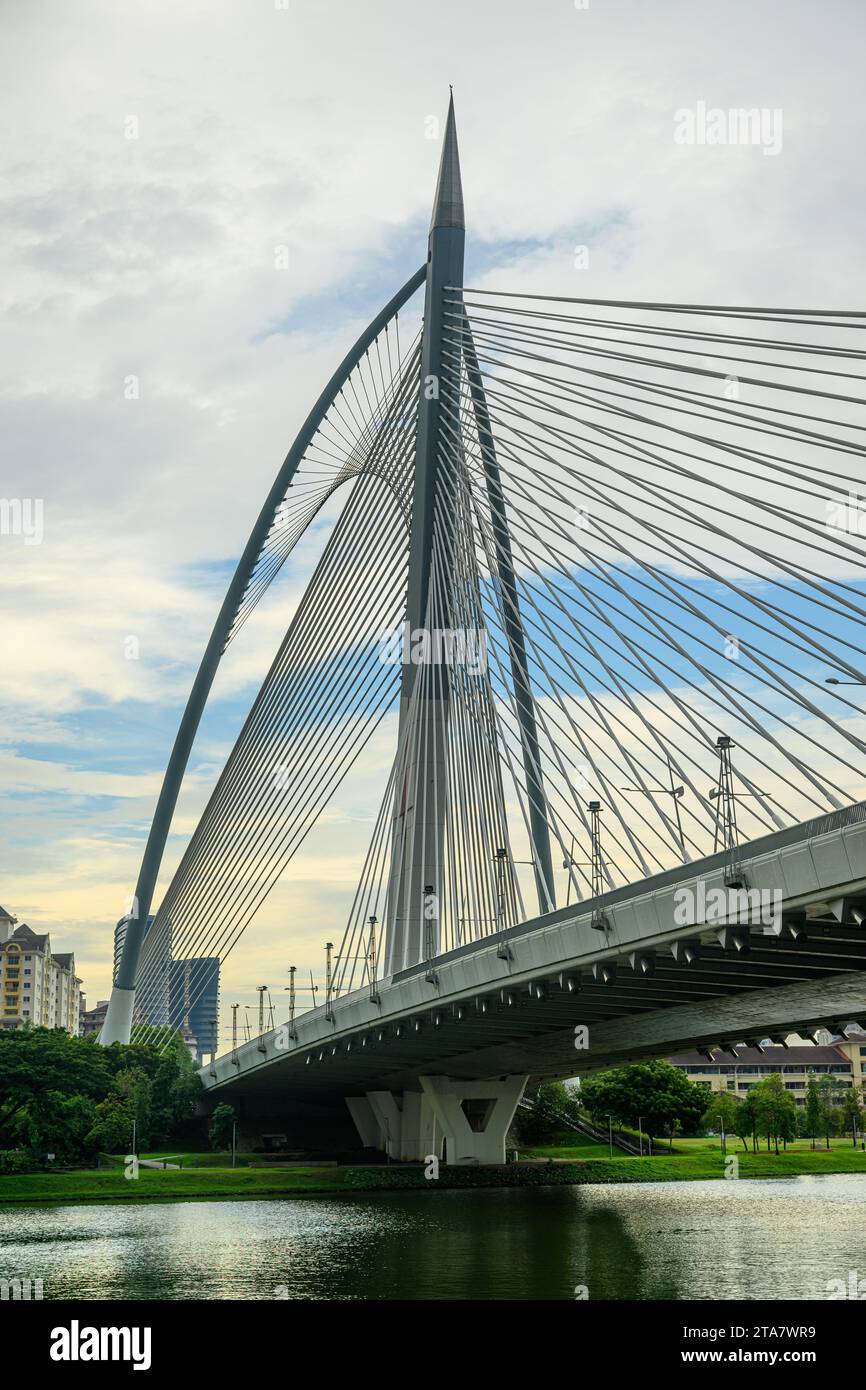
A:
[1, 0, 865, 1043]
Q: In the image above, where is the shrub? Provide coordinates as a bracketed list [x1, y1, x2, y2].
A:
[0, 1149, 39, 1175]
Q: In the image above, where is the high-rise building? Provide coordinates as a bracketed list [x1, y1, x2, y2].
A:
[169, 958, 220, 1064]
[112, 916, 219, 1058]
[0, 908, 82, 1034]
[114, 913, 171, 1028]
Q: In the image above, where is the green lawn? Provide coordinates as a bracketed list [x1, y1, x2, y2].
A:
[522, 1144, 866, 1181]
[101, 1150, 255, 1169]
[519, 1140, 613, 1161]
[0, 1165, 350, 1206]
[671, 1134, 863, 1156]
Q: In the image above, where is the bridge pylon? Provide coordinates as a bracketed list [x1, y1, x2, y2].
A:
[384, 96, 465, 975]
[385, 95, 555, 974]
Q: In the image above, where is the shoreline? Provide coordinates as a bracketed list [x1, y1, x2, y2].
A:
[2, 1148, 865, 1208]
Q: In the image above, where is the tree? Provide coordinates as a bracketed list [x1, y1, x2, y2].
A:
[816, 1075, 845, 1149]
[113, 1068, 153, 1149]
[736, 1090, 759, 1152]
[209, 1103, 236, 1152]
[0, 1026, 205, 1167]
[149, 1044, 200, 1145]
[0, 1029, 110, 1148]
[839, 1085, 864, 1147]
[780, 1099, 798, 1150]
[804, 1075, 822, 1150]
[752, 1074, 797, 1155]
[94, 1032, 201, 1147]
[85, 1095, 136, 1155]
[7, 1091, 97, 1162]
[36, 1093, 97, 1161]
[579, 1060, 706, 1151]
[514, 1080, 586, 1143]
[83, 1064, 157, 1155]
[702, 1090, 740, 1150]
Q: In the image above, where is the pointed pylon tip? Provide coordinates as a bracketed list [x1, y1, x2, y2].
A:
[430, 91, 464, 232]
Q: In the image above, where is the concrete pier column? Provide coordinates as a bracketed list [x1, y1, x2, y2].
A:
[344, 1096, 381, 1150]
[365, 1090, 403, 1158]
[346, 1090, 443, 1161]
[419, 1074, 528, 1165]
[398, 1090, 442, 1161]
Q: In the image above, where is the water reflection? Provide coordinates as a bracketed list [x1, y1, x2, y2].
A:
[1, 1176, 864, 1300]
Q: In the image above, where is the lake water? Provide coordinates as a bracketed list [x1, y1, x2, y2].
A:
[2, 1175, 866, 1300]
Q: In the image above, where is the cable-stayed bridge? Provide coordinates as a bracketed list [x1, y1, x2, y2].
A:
[102, 99, 866, 1163]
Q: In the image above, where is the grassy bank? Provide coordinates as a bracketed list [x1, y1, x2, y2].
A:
[0, 1166, 349, 1206]
[1, 1141, 865, 1207]
[520, 1146, 866, 1181]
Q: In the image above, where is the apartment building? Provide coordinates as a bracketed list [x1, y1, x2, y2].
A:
[668, 1032, 866, 1106]
[0, 907, 82, 1034]
[80, 998, 109, 1036]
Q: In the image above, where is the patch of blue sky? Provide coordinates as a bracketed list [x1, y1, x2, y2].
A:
[252, 229, 429, 347]
[250, 221, 622, 350]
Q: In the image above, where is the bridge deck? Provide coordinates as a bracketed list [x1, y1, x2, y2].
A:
[201, 803, 866, 1109]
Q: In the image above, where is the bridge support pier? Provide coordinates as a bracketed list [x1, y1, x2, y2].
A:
[344, 1097, 381, 1150]
[346, 1077, 527, 1165]
[345, 1090, 442, 1162]
[419, 1074, 528, 1166]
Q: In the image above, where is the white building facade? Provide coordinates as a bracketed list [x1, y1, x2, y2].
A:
[0, 907, 82, 1034]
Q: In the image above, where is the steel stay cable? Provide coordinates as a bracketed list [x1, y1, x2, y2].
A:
[432, 441, 659, 880]
[232, 343, 421, 633]
[453, 401, 857, 810]
[153, 457, 415, 922]
[140, 510, 411, 978]
[436, 415, 716, 862]
[448, 318, 866, 470]
[444, 316, 866, 501]
[441, 395, 846, 820]
[452, 339, 866, 575]
[443, 393, 715, 861]
[449, 286, 866, 324]
[468, 367, 866, 666]
[135, 467, 417, 1000]
[442, 370, 866, 686]
[439, 380, 839, 811]
[444, 307, 866, 387]
[443, 297, 866, 363]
